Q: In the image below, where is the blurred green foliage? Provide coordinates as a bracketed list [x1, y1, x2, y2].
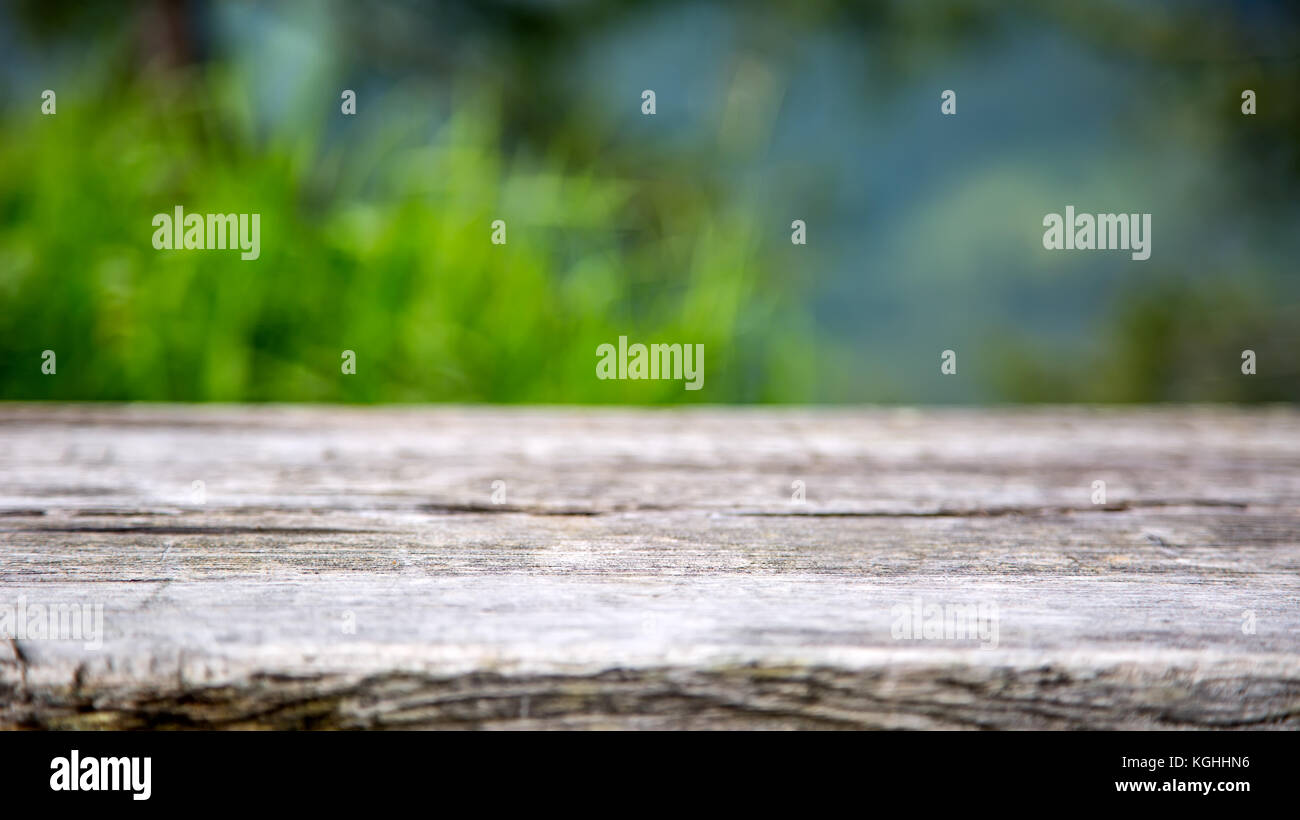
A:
[985, 277, 1299, 403]
[1, 0, 1296, 404]
[0, 69, 816, 402]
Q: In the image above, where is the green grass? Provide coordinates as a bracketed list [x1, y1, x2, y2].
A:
[0, 69, 815, 403]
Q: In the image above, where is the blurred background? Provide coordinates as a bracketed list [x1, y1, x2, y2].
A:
[1, 0, 1296, 404]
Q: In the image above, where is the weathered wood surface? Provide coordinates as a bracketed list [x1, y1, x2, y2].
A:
[1, 404, 1298, 729]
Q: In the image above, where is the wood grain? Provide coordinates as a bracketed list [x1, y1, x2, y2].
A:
[1, 404, 1297, 729]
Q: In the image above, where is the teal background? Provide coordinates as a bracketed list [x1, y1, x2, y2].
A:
[1, 0, 1297, 403]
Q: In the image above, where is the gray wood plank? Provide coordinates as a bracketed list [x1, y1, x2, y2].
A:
[2, 404, 1297, 729]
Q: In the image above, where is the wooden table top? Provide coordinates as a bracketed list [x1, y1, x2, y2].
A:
[2, 404, 1297, 729]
